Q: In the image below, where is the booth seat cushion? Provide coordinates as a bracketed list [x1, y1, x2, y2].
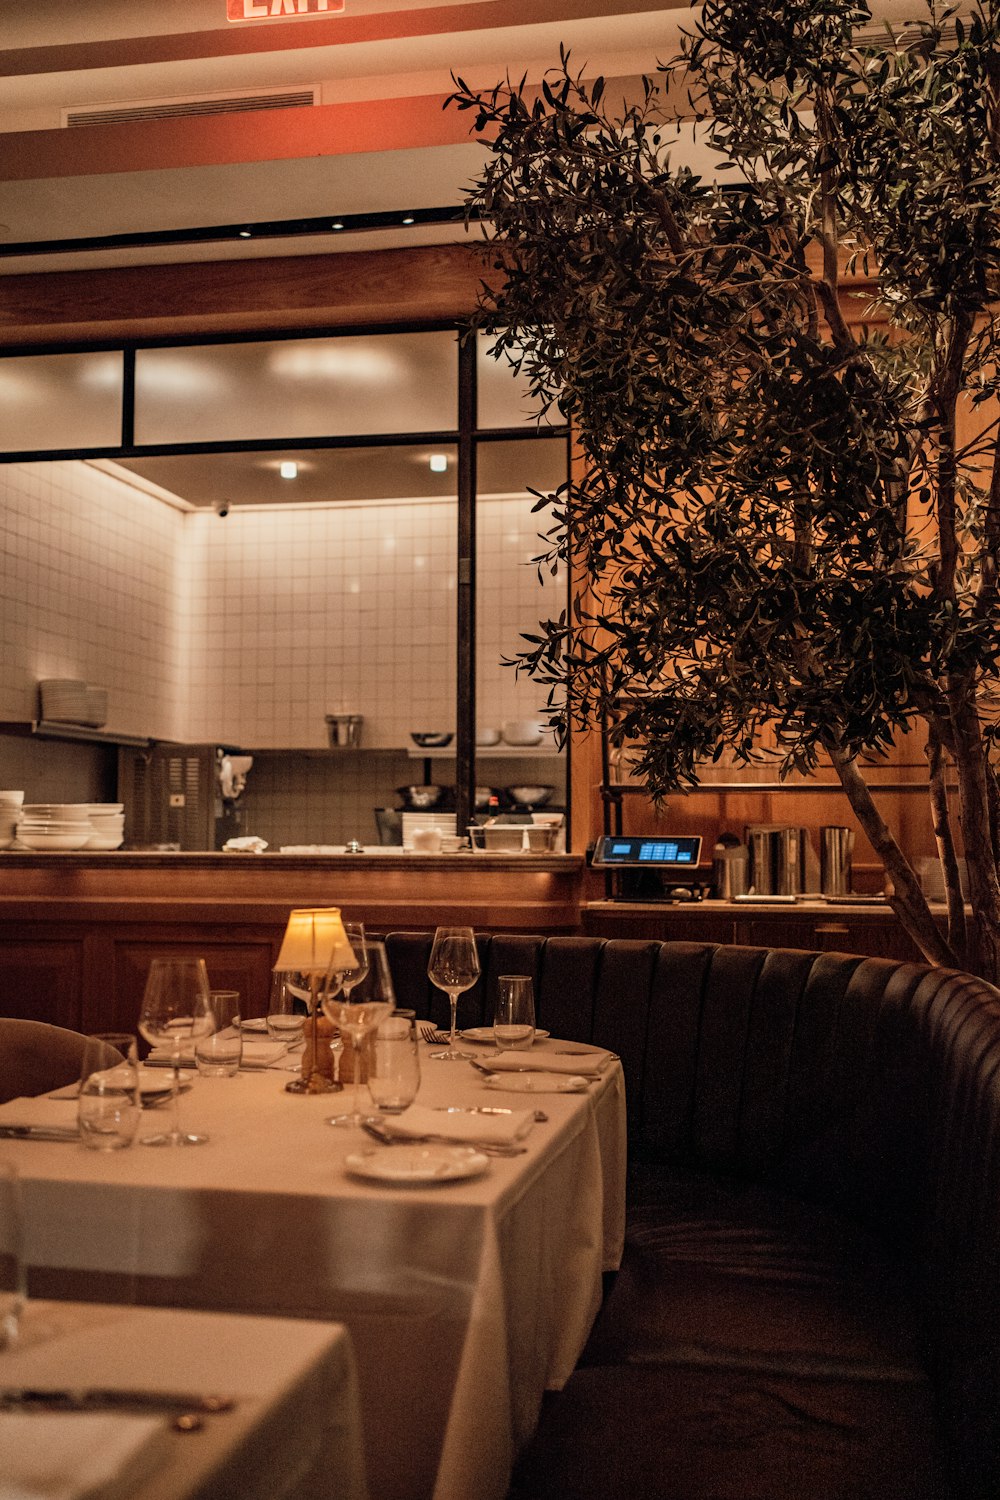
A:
[507, 1360, 951, 1500]
[582, 1164, 929, 1381]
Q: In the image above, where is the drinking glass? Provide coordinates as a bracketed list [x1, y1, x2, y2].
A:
[494, 974, 536, 1050]
[0, 1160, 25, 1348]
[428, 925, 480, 1060]
[323, 940, 396, 1127]
[266, 971, 307, 1070]
[137, 956, 214, 1146]
[195, 991, 243, 1077]
[78, 1032, 141, 1149]
[368, 1014, 421, 1114]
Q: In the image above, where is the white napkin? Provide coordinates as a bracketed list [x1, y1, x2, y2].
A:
[146, 1039, 288, 1070]
[484, 1050, 611, 1077]
[379, 1103, 535, 1146]
[222, 836, 268, 853]
[0, 1097, 79, 1129]
[0, 1412, 168, 1500]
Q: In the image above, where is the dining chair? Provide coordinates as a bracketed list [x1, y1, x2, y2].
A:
[0, 1018, 103, 1103]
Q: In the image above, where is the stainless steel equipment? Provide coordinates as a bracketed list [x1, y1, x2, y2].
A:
[325, 713, 363, 748]
[820, 826, 855, 896]
[713, 840, 750, 899]
[746, 824, 805, 896]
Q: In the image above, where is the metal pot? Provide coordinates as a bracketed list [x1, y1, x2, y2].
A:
[396, 785, 446, 810]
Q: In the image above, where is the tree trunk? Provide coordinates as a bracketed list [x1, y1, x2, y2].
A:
[827, 743, 959, 970]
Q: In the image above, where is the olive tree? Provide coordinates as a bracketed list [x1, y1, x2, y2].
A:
[450, 0, 1000, 980]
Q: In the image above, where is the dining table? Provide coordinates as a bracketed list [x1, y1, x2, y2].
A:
[0, 1298, 367, 1500]
[0, 1033, 626, 1500]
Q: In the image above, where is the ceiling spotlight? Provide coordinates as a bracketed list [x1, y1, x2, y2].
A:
[238, 227, 252, 239]
[279, 460, 299, 480]
[429, 453, 448, 474]
[331, 221, 345, 230]
[402, 216, 415, 226]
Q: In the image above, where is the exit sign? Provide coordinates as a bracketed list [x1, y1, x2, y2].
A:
[227, 0, 344, 18]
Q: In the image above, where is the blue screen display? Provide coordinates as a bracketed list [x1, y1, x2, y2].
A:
[596, 835, 702, 867]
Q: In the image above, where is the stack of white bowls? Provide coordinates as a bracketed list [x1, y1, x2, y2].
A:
[85, 803, 125, 850]
[0, 792, 24, 850]
[18, 803, 94, 851]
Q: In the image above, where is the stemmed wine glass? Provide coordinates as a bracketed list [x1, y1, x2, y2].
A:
[137, 956, 214, 1146]
[427, 925, 480, 1061]
[322, 939, 395, 1127]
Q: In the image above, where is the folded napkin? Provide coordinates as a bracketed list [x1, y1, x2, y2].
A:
[0, 1412, 167, 1500]
[484, 1050, 611, 1077]
[379, 1103, 535, 1146]
[0, 1096, 79, 1130]
[146, 1039, 288, 1070]
[222, 836, 268, 853]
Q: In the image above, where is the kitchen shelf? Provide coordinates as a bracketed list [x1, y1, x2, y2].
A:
[407, 745, 565, 759]
[0, 719, 152, 749]
[603, 781, 930, 795]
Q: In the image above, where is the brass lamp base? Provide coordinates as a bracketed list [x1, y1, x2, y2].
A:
[285, 1071, 342, 1095]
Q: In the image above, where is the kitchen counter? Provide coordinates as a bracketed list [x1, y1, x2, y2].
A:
[0, 849, 586, 1035]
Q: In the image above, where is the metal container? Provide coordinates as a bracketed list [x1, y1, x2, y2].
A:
[713, 842, 749, 900]
[820, 826, 855, 896]
[747, 824, 804, 895]
[325, 713, 363, 748]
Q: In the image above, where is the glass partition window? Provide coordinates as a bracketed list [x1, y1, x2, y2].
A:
[134, 331, 459, 445]
[476, 437, 567, 811]
[0, 352, 124, 454]
[477, 331, 561, 431]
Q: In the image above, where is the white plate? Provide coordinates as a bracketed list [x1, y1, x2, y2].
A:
[138, 1068, 194, 1098]
[460, 1027, 549, 1044]
[345, 1145, 490, 1183]
[240, 1017, 269, 1033]
[482, 1072, 589, 1094]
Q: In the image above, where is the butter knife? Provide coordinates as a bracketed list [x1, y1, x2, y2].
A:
[0, 1387, 234, 1414]
[0, 1125, 79, 1141]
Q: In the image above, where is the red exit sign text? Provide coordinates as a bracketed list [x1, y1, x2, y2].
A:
[227, 0, 344, 19]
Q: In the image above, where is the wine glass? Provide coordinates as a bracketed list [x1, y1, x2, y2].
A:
[137, 957, 214, 1146]
[322, 939, 395, 1127]
[427, 925, 480, 1061]
[266, 971, 309, 1071]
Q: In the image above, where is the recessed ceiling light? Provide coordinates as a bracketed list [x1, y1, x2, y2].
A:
[331, 221, 344, 230]
[238, 228, 252, 238]
[402, 216, 415, 225]
[280, 460, 298, 480]
[429, 453, 448, 473]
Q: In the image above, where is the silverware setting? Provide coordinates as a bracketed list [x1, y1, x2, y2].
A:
[0, 1124, 80, 1142]
[435, 1105, 548, 1123]
[361, 1118, 527, 1157]
[0, 1386, 235, 1415]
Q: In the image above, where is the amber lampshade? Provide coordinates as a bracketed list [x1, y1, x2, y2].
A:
[273, 907, 355, 975]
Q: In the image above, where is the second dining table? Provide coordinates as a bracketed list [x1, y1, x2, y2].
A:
[0, 1032, 626, 1500]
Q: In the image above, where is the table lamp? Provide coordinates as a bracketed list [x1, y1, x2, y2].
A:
[274, 907, 356, 1094]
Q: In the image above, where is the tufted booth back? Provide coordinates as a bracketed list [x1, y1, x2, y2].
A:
[383, 931, 1000, 1499]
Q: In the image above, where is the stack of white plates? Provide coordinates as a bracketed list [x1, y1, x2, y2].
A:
[18, 803, 94, 851]
[38, 679, 90, 724]
[84, 803, 125, 850]
[401, 811, 456, 850]
[0, 791, 24, 850]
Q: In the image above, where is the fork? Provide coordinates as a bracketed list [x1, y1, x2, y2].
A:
[418, 1021, 446, 1044]
[361, 1119, 527, 1157]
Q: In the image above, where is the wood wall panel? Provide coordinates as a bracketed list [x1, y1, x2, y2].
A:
[0, 243, 488, 347]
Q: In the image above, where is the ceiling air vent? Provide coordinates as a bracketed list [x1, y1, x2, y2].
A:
[64, 87, 318, 128]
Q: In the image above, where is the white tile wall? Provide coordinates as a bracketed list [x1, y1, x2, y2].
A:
[0, 461, 186, 738]
[0, 462, 566, 841]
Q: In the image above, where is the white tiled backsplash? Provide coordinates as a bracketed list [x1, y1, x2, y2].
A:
[0, 461, 566, 840]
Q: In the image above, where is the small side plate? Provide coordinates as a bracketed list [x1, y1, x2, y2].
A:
[345, 1145, 490, 1183]
[460, 1027, 550, 1044]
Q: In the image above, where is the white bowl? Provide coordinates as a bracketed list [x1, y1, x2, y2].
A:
[84, 833, 124, 850]
[476, 727, 501, 746]
[0, 792, 24, 806]
[85, 803, 124, 814]
[17, 831, 92, 850]
[501, 720, 544, 747]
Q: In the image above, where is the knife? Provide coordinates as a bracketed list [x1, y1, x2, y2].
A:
[0, 1125, 80, 1141]
[0, 1387, 235, 1414]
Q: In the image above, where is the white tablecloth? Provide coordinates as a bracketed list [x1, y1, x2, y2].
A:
[0, 1299, 367, 1500]
[1, 1042, 626, 1500]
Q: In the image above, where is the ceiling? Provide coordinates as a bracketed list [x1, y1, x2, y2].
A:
[0, 0, 699, 277]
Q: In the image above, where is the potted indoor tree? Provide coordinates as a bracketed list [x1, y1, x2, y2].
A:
[450, 0, 1000, 980]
